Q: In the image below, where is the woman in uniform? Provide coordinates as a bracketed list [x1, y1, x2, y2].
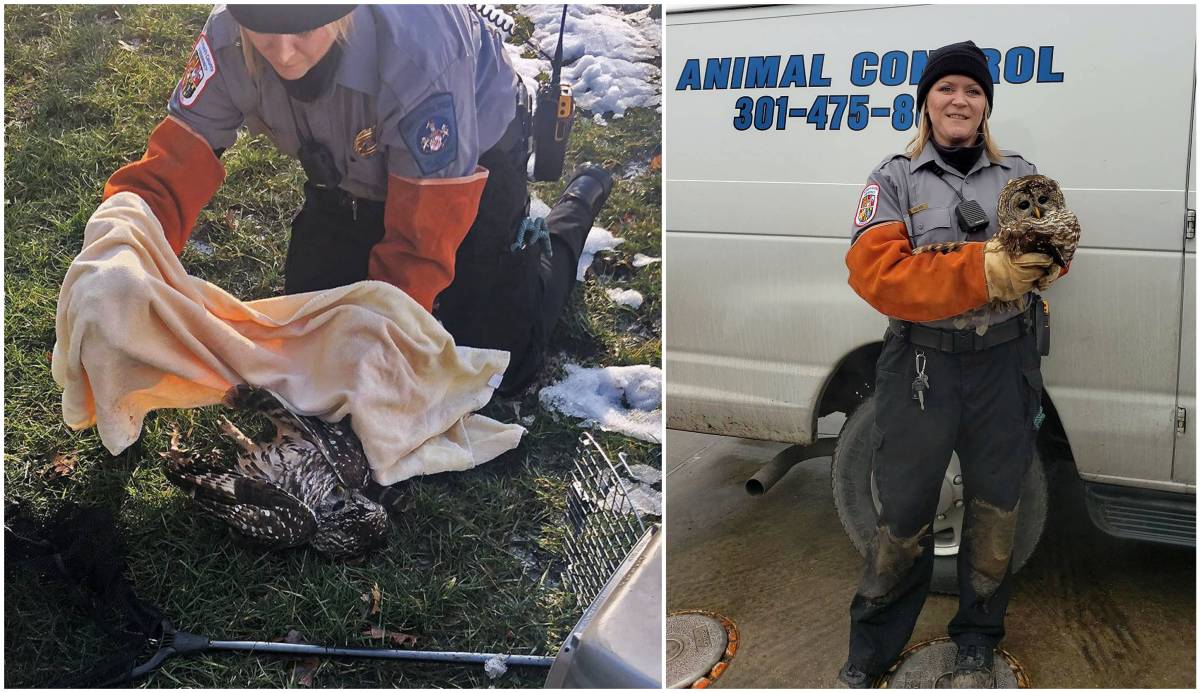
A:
[102, 4, 611, 396]
[838, 40, 1065, 688]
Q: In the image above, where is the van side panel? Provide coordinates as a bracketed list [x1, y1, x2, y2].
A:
[665, 232, 883, 442]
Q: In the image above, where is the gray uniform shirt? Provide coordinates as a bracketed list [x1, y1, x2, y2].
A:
[849, 142, 1038, 329]
[168, 4, 518, 201]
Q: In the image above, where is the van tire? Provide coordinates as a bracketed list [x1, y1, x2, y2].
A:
[831, 394, 1049, 595]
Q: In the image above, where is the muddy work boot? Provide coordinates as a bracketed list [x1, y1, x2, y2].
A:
[837, 661, 876, 689]
[546, 163, 614, 262]
[948, 643, 995, 688]
[559, 163, 613, 219]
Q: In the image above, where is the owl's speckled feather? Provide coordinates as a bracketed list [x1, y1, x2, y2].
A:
[912, 174, 1080, 334]
[164, 384, 388, 559]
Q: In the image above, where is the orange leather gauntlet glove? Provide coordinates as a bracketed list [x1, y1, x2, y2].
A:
[367, 168, 489, 312]
[103, 116, 224, 255]
[846, 221, 990, 322]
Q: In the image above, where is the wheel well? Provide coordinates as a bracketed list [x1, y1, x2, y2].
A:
[1034, 390, 1079, 489]
[815, 341, 1079, 486]
[815, 342, 882, 422]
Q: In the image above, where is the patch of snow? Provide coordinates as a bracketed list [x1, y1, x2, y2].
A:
[605, 288, 643, 309]
[563, 55, 660, 116]
[522, 5, 659, 64]
[621, 160, 648, 180]
[508, 545, 539, 574]
[570, 470, 659, 520]
[484, 655, 509, 680]
[626, 463, 662, 486]
[529, 194, 552, 220]
[528, 196, 626, 282]
[621, 483, 662, 517]
[516, 5, 661, 117]
[578, 227, 623, 281]
[191, 240, 215, 256]
[503, 43, 543, 98]
[539, 364, 662, 443]
[632, 254, 660, 268]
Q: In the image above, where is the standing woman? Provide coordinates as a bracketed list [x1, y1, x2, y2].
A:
[102, 4, 611, 396]
[838, 41, 1064, 688]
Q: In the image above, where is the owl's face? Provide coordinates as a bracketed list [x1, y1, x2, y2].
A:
[997, 175, 1067, 224]
[995, 174, 1080, 266]
[311, 490, 389, 558]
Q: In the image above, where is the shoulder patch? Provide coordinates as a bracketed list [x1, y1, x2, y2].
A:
[398, 92, 458, 176]
[179, 34, 217, 108]
[854, 183, 880, 227]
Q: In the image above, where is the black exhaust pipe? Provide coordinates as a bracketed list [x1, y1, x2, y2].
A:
[745, 438, 838, 496]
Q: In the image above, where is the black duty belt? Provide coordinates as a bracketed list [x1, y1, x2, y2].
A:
[305, 183, 383, 220]
[888, 314, 1028, 353]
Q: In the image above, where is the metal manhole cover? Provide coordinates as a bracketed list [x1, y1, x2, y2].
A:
[879, 637, 1030, 689]
[666, 611, 737, 688]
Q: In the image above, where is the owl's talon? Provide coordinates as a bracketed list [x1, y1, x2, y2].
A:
[219, 416, 260, 454]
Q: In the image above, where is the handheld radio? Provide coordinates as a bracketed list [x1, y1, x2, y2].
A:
[532, 5, 574, 181]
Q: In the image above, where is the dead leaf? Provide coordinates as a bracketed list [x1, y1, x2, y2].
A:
[361, 626, 417, 648]
[650, 153, 662, 170]
[295, 656, 321, 687]
[42, 453, 77, 477]
[224, 209, 239, 230]
[279, 629, 307, 644]
[277, 630, 321, 687]
[117, 38, 142, 52]
[359, 582, 382, 618]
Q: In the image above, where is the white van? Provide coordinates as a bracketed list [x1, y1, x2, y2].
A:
[665, 3, 1195, 590]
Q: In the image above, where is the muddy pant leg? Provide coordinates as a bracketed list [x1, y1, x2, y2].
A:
[522, 193, 595, 377]
[948, 332, 1041, 647]
[847, 335, 961, 674]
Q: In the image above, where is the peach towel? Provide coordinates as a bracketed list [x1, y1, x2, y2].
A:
[52, 192, 524, 484]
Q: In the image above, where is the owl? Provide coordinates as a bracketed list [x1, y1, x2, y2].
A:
[913, 174, 1080, 335]
[163, 385, 389, 560]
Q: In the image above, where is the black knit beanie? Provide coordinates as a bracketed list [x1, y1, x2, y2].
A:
[227, 5, 356, 34]
[916, 40, 993, 115]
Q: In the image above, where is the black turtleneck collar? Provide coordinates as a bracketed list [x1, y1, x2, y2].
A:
[280, 41, 343, 103]
[931, 135, 985, 176]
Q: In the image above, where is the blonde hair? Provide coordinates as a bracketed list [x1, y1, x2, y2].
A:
[905, 108, 1003, 164]
[238, 14, 354, 80]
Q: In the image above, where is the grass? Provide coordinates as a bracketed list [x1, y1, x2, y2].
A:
[4, 5, 661, 687]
